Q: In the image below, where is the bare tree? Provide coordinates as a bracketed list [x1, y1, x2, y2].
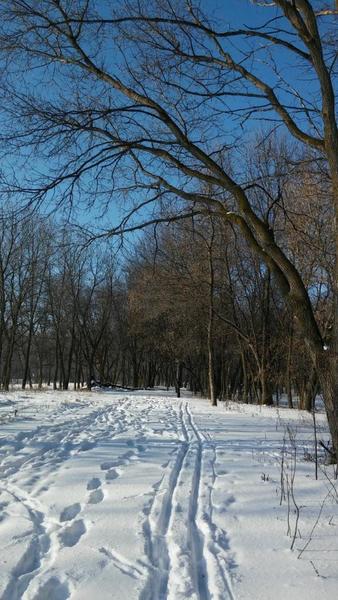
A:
[0, 1, 337, 454]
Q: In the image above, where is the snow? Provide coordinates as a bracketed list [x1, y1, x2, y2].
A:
[0, 389, 337, 600]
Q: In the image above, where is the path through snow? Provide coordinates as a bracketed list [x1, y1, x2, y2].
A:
[0, 390, 337, 600]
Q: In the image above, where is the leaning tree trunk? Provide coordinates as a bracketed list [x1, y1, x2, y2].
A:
[312, 26, 338, 462]
[316, 350, 338, 461]
[314, 136, 338, 459]
[317, 148, 338, 460]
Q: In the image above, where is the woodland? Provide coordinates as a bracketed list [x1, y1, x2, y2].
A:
[0, 1, 336, 455]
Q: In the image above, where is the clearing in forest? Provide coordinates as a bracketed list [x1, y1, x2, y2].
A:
[0, 390, 337, 599]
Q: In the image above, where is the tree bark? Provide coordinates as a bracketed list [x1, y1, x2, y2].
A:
[286, 324, 294, 409]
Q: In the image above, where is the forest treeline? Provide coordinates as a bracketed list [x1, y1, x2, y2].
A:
[0, 0, 336, 452]
[0, 142, 333, 407]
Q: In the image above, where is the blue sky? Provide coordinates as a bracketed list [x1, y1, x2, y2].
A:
[0, 0, 333, 238]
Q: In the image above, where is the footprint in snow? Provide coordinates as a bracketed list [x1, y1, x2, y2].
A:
[78, 439, 96, 452]
[218, 494, 236, 513]
[33, 576, 70, 600]
[105, 469, 119, 482]
[12, 537, 41, 577]
[87, 477, 101, 490]
[88, 488, 104, 504]
[123, 450, 135, 459]
[225, 494, 235, 506]
[60, 502, 81, 522]
[58, 519, 86, 547]
[101, 452, 134, 470]
[100, 461, 117, 471]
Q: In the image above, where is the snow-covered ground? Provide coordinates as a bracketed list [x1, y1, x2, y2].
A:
[0, 390, 337, 600]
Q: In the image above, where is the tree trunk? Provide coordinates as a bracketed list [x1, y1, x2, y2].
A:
[53, 352, 59, 390]
[240, 350, 248, 403]
[286, 324, 294, 408]
[261, 373, 273, 406]
[2, 333, 15, 391]
[260, 269, 273, 406]
[175, 360, 183, 398]
[207, 242, 217, 406]
[316, 351, 338, 459]
[22, 321, 34, 390]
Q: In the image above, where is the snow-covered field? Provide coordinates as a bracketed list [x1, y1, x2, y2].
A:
[0, 390, 337, 600]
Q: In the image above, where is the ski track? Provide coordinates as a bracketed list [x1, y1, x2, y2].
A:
[140, 401, 235, 600]
[0, 395, 235, 600]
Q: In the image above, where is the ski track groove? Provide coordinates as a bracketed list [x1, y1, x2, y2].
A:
[185, 403, 235, 600]
[184, 403, 210, 600]
[202, 445, 236, 600]
[141, 401, 235, 600]
[140, 402, 189, 600]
